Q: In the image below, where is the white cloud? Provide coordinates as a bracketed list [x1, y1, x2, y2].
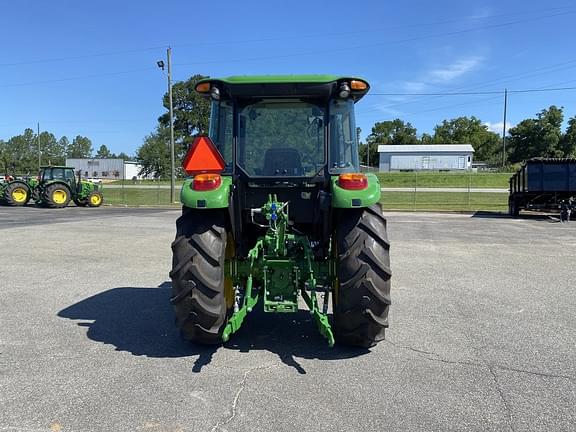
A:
[393, 55, 485, 95]
[402, 81, 427, 93]
[466, 7, 493, 21]
[427, 57, 484, 83]
[484, 121, 515, 134]
[371, 54, 487, 112]
[371, 103, 404, 117]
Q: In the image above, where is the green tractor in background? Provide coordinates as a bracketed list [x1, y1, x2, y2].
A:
[33, 166, 103, 208]
[0, 175, 34, 206]
[170, 75, 391, 348]
[0, 166, 103, 208]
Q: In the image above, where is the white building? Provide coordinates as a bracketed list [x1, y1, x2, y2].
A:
[378, 144, 474, 172]
[66, 158, 151, 180]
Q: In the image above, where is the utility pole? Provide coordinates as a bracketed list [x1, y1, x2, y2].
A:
[367, 143, 370, 167]
[167, 47, 176, 203]
[502, 88, 508, 168]
[37, 122, 41, 169]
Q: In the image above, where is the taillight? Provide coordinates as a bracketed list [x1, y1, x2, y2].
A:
[338, 173, 368, 190]
[192, 174, 222, 191]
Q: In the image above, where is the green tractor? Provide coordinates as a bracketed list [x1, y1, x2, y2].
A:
[33, 166, 104, 208]
[0, 175, 33, 206]
[170, 75, 391, 348]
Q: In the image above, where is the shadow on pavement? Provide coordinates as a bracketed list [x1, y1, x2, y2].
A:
[58, 282, 368, 374]
[470, 211, 509, 219]
[472, 210, 561, 222]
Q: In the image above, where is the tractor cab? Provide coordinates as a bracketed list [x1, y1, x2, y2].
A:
[196, 75, 366, 180]
[39, 166, 78, 191]
[186, 76, 375, 252]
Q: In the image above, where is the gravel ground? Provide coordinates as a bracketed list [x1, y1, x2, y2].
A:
[0, 206, 574, 432]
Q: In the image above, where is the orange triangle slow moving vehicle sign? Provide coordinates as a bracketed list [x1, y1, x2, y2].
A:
[182, 136, 225, 175]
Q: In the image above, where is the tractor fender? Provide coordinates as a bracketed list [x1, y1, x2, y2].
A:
[8, 179, 31, 190]
[77, 180, 98, 198]
[180, 175, 232, 209]
[331, 173, 381, 208]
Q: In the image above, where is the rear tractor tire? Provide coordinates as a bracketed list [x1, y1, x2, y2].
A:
[4, 182, 30, 206]
[87, 191, 103, 207]
[44, 184, 71, 208]
[169, 209, 230, 344]
[334, 204, 392, 348]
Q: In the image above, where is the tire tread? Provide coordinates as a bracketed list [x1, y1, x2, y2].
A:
[170, 209, 227, 344]
[334, 204, 392, 348]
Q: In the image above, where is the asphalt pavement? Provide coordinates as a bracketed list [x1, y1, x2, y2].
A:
[0, 206, 574, 431]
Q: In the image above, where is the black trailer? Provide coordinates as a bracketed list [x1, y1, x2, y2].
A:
[508, 158, 576, 217]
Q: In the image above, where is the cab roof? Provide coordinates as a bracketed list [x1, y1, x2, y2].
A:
[208, 75, 344, 84]
[196, 75, 370, 101]
[40, 166, 74, 169]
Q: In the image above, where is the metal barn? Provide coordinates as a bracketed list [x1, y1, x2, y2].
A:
[378, 144, 474, 172]
[65, 159, 149, 180]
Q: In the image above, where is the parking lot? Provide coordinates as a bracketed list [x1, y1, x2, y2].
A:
[1, 206, 575, 432]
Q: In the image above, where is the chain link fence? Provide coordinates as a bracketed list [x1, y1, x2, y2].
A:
[99, 172, 512, 212]
[100, 181, 180, 206]
[377, 171, 511, 212]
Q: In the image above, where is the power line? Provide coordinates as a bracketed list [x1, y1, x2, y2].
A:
[176, 9, 576, 66]
[369, 90, 504, 96]
[366, 86, 576, 97]
[404, 95, 505, 116]
[0, 119, 147, 128]
[2, 5, 572, 69]
[0, 47, 166, 68]
[357, 95, 504, 117]
[510, 86, 576, 94]
[0, 67, 156, 88]
[360, 62, 576, 112]
[356, 85, 576, 117]
[171, 5, 576, 50]
[0, 8, 573, 96]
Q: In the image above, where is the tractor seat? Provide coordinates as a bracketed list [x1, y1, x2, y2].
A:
[262, 147, 303, 176]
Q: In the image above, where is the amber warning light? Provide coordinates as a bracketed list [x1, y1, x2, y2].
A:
[182, 136, 225, 176]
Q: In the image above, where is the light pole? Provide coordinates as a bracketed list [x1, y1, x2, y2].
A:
[501, 88, 508, 168]
[157, 47, 176, 203]
[37, 122, 41, 169]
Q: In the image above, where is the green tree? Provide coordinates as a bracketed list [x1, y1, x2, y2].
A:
[560, 116, 576, 157]
[0, 140, 9, 173]
[420, 133, 434, 144]
[39, 131, 65, 166]
[58, 136, 70, 158]
[363, 119, 418, 167]
[117, 152, 132, 161]
[367, 119, 419, 146]
[96, 144, 112, 158]
[507, 106, 564, 163]
[357, 126, 369, 166]
[67, 135, 93, 158]
[7, 128, 37, 173]
[432, 116, 500, 163]
[136, 126, 171, 178]
[357, 126, 379, 167]
[359, 142, 379, 167]
[158, 74, 210, 156]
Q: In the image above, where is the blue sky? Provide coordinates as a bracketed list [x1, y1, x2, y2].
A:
[1, 0, 575, 155]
